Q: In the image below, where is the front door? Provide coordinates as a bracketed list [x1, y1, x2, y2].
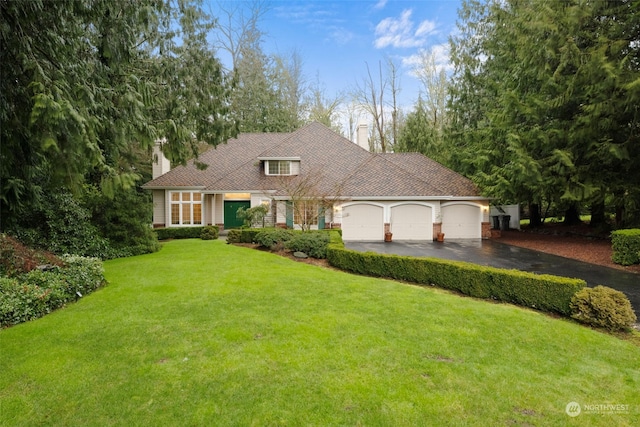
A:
[224, 201, 251, 229]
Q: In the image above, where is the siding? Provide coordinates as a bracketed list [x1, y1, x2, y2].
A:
[153, 190, 166, 226]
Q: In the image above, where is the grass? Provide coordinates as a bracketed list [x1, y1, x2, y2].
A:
[520, 214, 593, 227]
[1, 239, 639, 426]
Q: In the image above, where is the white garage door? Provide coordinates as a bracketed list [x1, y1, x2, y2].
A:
[342, 204, 384, 241]
[441, 204, 481, 239]
[391, 204, 432, 241]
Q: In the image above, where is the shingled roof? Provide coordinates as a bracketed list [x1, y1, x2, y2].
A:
[143, 122, 481, 198]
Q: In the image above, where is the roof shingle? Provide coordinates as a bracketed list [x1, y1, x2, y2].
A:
[143, 122, 480, 198]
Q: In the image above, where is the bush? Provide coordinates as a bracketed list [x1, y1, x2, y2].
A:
[200, 226, 219, 240]
[254, 228, 296, 250]
[236, 205, 269, 228]
[285, 232, 330, 259]
[0, 255, 106, 327]
[155, 227, 205, 240]
[226, 229, 242, 244]
[8, 189, 160, 260]
[85, 186, 161, 258]
[611, 229, 640, 265]
[326, 232, 585, 316]
[570, 286, 637, 331]
[226, 228, 260, 244]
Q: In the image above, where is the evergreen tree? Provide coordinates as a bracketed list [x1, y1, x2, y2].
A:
[448, 0, 640, 227]
[1, 0, 237, 253]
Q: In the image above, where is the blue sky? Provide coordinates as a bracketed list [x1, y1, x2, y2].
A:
[209, 0, 463, 110]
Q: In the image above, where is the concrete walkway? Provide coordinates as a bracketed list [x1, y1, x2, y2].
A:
[344, 239, 640, 318]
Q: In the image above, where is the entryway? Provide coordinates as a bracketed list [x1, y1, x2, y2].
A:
[224, 200, 250, 229]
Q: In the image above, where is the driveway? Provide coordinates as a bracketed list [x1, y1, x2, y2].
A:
[344, 239, 640, 318]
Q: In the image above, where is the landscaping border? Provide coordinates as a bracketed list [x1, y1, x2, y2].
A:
[326, 231, 585, 316]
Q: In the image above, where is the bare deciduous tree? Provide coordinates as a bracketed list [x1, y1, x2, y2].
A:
[212, 0, 270, 69]
[306, 74, 344, 132]
[412, 49, 448, 134]
[266, 168, 347, 231]
[351, 58, 402, 152]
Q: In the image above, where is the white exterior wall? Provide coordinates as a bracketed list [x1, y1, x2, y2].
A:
[152, 190, 166, 226]
[203, 194, 213, 225]
[214, 194, 223, 225]
[251, 193, 273, 207]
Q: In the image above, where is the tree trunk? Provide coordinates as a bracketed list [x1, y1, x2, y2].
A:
[563, 203, 582, 225]
[529, 202, 542, 228]
[590, 199, 606, 227]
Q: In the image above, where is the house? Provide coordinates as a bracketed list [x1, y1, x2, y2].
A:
[143, 122, 491, 241]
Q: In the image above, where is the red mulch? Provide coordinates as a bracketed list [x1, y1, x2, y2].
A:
[497, 225, 640, 275]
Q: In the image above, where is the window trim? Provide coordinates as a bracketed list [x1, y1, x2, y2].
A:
[259, 157, 300, 176]
[169, 191, 203, 226]
[266, 160, 292, 176]
[293, 201, 319, 227]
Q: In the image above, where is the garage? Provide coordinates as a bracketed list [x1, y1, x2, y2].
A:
[341, 203, 384, 241]
[441, 203, 481, 239]
[390, 204, 433, 241]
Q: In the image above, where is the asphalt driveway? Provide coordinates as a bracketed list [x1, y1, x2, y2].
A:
[344, 239, 640, 318]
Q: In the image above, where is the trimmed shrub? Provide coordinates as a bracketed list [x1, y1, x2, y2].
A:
[254, 228, 296, 250]
[225, 228, 261, 244]
[200, 226, 219, 240]
[240, 229, 261, 243]
[285, 232, 330, 259]
[226, 229, 242, 244]
[570, 286, 637, 331]
[0, 255, 106, 327]
[155, 227, 205, 240]
[326, 232, 585, 316]
[611, 229, 640, 265]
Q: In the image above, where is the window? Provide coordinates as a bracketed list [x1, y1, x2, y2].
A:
[170, 192, 202, 225]
[267, 160, 291, 175]
[294, 201, 318, 226]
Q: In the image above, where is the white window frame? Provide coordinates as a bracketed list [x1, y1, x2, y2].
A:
[266, 160, 292, 176]
[169, 191, 203, 226]
[294, 201, 319, 227]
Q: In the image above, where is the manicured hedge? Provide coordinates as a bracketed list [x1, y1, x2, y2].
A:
[611, 229, 640, 266]
[226, 228, 263, 244]
[326, 232, 585, 316]
[0, 255, 106, 327]
[155, 226, 219, 241]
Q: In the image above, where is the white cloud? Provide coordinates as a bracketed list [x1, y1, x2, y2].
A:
[415, 20, 437, 37]
[374, 9, 438, 49]
[373, 0, 388, 10]
[328, 27, 356, 46]
[402, 44, 453, 75]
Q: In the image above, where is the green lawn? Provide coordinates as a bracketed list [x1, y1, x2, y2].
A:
[1, 239, 638, 426]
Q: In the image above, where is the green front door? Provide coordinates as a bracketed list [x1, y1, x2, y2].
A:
[224, 201, 251, 229]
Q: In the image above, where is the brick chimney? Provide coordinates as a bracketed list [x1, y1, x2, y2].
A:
[152, 140, 170, 179]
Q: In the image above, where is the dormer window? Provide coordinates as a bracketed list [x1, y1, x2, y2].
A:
[268, 160, 291, 175]
[260, 157, 301, 176]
